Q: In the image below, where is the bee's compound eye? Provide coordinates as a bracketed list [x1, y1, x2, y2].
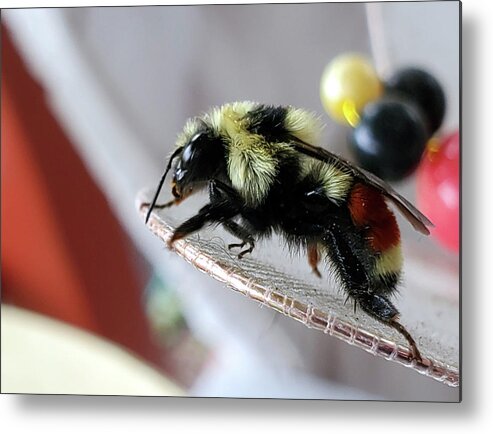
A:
[182, 144, 194, 163]
[175, 168, 187, 183]
[183, 135, 204, 161]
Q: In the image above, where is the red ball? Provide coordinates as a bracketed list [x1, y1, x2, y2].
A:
[417, 131, 460, 252]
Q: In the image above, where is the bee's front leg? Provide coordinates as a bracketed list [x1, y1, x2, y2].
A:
[169, 201, 239, 248]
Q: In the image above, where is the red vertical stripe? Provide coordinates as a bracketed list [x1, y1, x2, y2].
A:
[348, 183, 400, 252]
[1, 27, 162, 366]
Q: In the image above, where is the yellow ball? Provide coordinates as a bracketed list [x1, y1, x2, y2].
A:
[320, 53, 383, 126]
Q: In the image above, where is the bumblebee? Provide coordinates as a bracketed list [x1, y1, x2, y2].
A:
[145, 101, 433, 362]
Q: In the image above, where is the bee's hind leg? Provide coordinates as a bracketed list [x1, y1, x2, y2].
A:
[322, 228, 423, 363]
[357, 293, 423, 363]
[307, 243, 322, 278]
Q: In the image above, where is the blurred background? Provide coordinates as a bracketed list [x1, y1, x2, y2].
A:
[2, 2, 459, 400]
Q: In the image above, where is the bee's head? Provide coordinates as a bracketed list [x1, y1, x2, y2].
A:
[172, 131, 218, 199]
[145, 120, 224, 224]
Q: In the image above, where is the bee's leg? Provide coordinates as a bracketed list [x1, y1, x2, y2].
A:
[145, 198, 179, 210]
[322, 228, 423, 362]
[307, 243, 322, 278]
[169, 201, 238, 247]
[356, 294, 422, 362]
[223, 220, 256, 259]
[140, 198, 176, 214]
[207, 179, 255, 258]
[209, 179, 241, 202]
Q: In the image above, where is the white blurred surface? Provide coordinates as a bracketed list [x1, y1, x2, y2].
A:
[1, 305, 184, 396]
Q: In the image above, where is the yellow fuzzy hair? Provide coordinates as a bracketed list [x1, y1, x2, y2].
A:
[175, 117, 202, 148]
[175, 102, 257, 148]
[176, 102, 324, 147]
[284, 106, 324, 144]
[372, 244, 403, 277]
[301, 160, 353, 202]
[228, 135, 287, 206]
[175, 102, 326, 206]
[207, 101, 257, 138]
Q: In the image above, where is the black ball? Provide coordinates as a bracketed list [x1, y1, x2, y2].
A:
[385, 67, 446, 136]
[350, 98, 427, 181]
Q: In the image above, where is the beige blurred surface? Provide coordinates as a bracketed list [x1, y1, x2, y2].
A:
[1, 304, 184, 396]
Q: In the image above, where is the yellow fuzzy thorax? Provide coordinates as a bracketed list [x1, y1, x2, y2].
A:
[209, 102, 258, 138]
[177, 101, 324, 146]
[213, 103, 281, 205]
[175, 102, 325, 206]
[228, 137, 297, 206]
[221, 102, 324, 205]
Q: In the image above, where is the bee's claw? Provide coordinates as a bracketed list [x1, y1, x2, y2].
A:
[167, 231, 185, 250]
[228, 241, 255, 259]
[237, 247, 254, 259]
[228, 242, 246, 250]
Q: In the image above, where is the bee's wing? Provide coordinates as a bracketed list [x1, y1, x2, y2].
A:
[289, 138, 434, 235]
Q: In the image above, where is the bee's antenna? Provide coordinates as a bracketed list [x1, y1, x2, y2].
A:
[145, 146, 183, 224]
